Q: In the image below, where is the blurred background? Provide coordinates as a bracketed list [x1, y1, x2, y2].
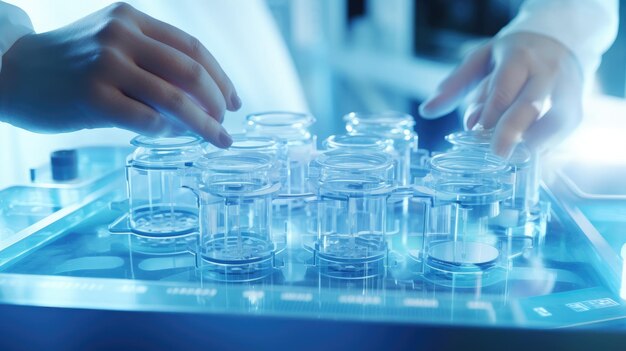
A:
[266, 0, 626, 151]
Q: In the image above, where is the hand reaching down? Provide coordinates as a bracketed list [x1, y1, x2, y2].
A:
[420, 32, 583, 158]
[0, 2, 240, 148]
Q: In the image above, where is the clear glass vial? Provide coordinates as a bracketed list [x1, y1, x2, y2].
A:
[206, 134, 286, 185]
[126, 135, 204, 237]
[344, 111, 418, 186]
[446, 129, 539, 210]
[195, 150, 282, 281]
[445, 130, 549, 262]
[245, 111, 316, 196]
[309, 149, 395, 278]
[419, 150, 513, 278]
[323, 133, 406, 237]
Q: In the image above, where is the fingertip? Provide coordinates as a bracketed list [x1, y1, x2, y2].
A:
[218, 127, 233, 148]
[471, 122, 485, 131]
[466, 113, 479, 130]
[418, 101, 435, 119]
[464, 103, 484, 130]
[477, 115, 497, 130]
[491, 141, 512, 159]
[419, 97, 447, 119]
[491, 129, 520, 160]
[490, 128, 506, 158]
[229, 93, 242, 111]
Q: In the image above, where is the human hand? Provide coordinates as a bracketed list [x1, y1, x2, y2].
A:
[0, 2, 240, 148]
[419, 32, 583, 157]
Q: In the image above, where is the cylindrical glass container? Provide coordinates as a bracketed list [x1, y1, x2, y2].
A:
[506, 144, 540, 212]
[323, 133, 403, 237]
[126, 135, 203, 237]
[231, 134, 288, 251]
[445, 130, 545, 253]
[420, 150, 512, 278]
[445, 130, 540, 211]
[245, 111, 316, 196]
[410, 148, 431, 185]
[309, 150, 395, 278]
[344, 111, 418, 186]
[195, 151, 282, 281]
[206, 134, 286, 186]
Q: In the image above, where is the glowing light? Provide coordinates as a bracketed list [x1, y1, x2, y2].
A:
[557, 95, 626, 165]
[619, 244, 626, 300]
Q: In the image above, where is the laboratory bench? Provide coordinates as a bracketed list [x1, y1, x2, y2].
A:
[1, 133, 626, 351]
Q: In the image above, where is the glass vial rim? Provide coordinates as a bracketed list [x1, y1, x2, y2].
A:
[446, 130, 533, 167]
[323, 134, 390, 151]
[445, 130, 492, 148]
[343, 111, 416, 128]
[131, 135, 202, 149]
[429, 150, 509, 176]
[246, 111, 316, 129]
[229, 134, 280, 151]
[197, 151, 275, 174]
[315, 150, 393, 173]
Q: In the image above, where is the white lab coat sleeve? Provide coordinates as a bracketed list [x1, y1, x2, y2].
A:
[0, 1, 34, 73]
[497, 0, 619, 84]
[0, 0, 310, 189]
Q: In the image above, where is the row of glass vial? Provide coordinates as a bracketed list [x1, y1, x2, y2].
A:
[121, 111, 545, 281]
[121, 111, 419, 281]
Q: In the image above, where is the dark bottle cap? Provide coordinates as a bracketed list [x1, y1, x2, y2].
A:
[51, 149, 78, 181]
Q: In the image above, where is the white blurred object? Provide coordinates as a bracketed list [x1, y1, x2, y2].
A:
[557, 94, 626, 165]
[499, 0, 619, 88]
[0, 0, 308, 188]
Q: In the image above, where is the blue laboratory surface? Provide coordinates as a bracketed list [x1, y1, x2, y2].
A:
[0, 148, 624, 331]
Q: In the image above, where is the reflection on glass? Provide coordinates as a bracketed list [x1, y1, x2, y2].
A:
[195, 150, 282, 281]
[445, 130, 549, 254]
[344, 111, 418, 186]
[420, 150, 512, 283]
[126, 135, 203, 237]
[309, 150, 394, 278]
[245, 111, 316, 196]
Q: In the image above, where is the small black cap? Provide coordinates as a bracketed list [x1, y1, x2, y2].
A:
[51, 149, 78, 181]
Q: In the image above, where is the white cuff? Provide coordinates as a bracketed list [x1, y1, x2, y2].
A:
[498, 0, 619, 84]
[0, 1, 34, 72]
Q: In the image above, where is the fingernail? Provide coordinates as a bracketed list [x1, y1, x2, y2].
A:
[492, 139, 518, 160]
[472, 122, 485, 131]
[230, 93, 242, 111]
[493, 146, 512, 160]
[466, 112, 480, 130]
[464, 103, 483, 130]
[419, 98, 435, 117]
[219, 129, 233, 148]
